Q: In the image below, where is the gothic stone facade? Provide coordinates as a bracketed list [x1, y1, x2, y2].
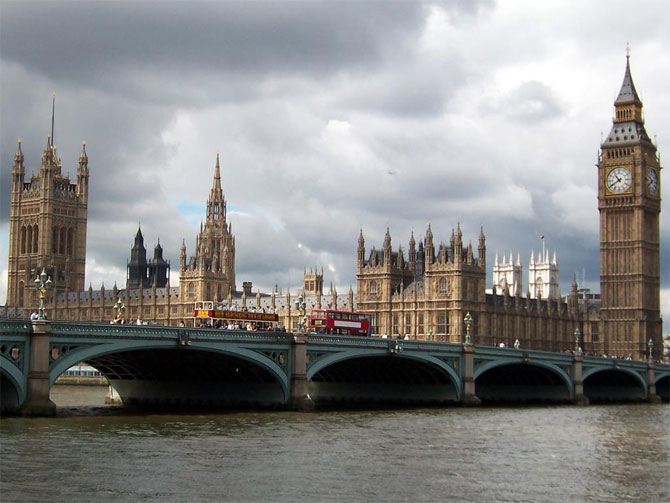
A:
[597, 55, 662, 360]
[7, 137, 89, 308]
[356, 226, 583, 353]
[5, 153, 235, 327]
[356, 57, 663, 359]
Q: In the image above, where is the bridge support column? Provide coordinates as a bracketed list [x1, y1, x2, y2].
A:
[290, 334, 314, 411]
[460, 344, 481, 406]
[21, 321, 57, 417]
[571, 354, 589, 406]
[646, 364, 661, 403]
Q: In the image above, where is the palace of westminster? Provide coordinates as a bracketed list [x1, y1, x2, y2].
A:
[3, 57, 663, 360]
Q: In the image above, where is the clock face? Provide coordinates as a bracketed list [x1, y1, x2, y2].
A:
[646, 168, 658, 195]
[606, 167, 632, 193]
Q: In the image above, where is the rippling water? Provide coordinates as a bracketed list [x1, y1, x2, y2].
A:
[1, 386, 668, 502]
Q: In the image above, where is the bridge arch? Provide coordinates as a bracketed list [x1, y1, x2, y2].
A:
[655, 372, 670, 402]
[582, 367, 647, 402]
[474, 359, 573, 403]
[307, 349, 461, 405]
[0, 360, 25, 411]
[50, 340, 291, 407]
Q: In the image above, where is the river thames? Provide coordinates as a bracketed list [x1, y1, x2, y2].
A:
[1, 386, 668, 502]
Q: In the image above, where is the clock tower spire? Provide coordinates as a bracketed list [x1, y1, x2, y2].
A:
[598, 53, 662, 360]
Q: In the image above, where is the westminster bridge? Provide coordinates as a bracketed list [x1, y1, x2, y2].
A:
[1, 320, 668, 415]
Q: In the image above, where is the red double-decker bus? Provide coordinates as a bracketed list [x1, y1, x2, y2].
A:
[308, 308, 371, 336]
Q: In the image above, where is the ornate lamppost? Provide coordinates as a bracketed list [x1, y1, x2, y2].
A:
[464, 312, 472, 345]
[574, 328, 582, 355]
[648, 338, 653, 362]
[113, 298, 126, 323]
[294, 295, 307, 334]
[34, 268, 52, 321]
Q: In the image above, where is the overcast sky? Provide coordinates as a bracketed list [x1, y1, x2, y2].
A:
[1, 0, 668, 330]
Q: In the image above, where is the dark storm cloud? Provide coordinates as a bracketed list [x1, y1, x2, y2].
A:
[1, 1, 426, 88]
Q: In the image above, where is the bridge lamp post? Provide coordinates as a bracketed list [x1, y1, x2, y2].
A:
[648, 338, 653, 362]
[294, 295, 307, 334]
[113, 298, 125, 323]
[574, 328, 582, 355]
[34, 268, 52, 321]
[464, 312, 472, 345]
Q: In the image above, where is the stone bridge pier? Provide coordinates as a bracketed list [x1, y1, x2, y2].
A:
[22, 321, 57, 417]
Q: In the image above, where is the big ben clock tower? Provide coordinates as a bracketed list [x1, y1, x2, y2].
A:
[598, 54, 662, 360]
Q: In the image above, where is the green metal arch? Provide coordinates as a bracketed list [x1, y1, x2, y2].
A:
[474, 358, 574, 398]
[582, 366, 648, 394]
[307, 348, 462, 399]
[654, 371, 670, 384]
[49, 340, 291, 403]
[0, 359, 26, 405]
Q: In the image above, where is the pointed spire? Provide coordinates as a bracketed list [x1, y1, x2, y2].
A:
[494, 252, 499, 266]
[383, 227, 391, 250]
[214, 152, 222, 189]
[78, 141, 88, 165]
[14, 139, 24, 164]
[615, 50, 642, 106]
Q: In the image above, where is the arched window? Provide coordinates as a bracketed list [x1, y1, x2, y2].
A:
[67, 228, 74, 255]
[439, 278, 447, 294]
[53, 226, 59, 253]
[20, 226, 26, 254]
[27, 226, 33, 254]
[32, 225, 39, 253]
[536, 277, 544, 299]
[370, 280, 378, 295]
[60, 227, 66, 254]
[188, 283, 195, 298]
[19, 281, 25, 306]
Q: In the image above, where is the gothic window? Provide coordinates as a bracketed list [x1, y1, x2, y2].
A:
[591, 322, 599, 343]
[206, 284, 211, 300]
[439, 278, 447, 294]
[52, 226, 58, 253]
[418, 313, 424, 335]
[32, 225, 38, 253]
[536, 277, 544, 299]
[405, 315, 411, 335]
[67, 228, 74, 255]
[27, 226, 33, 253]
[20, 226, 26, 254]
[437, 312, 447, 334]
[59, 227, 66, 254]
[392, 314, 399, 335]
[214, 204, 219, 216]
[188, 283, 195, 299]
[19, 281, 25, 306]
[370, 281, 378, 295]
